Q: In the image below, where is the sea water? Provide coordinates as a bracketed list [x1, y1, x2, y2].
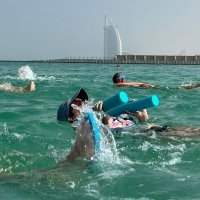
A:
[0, 62, 200, 200]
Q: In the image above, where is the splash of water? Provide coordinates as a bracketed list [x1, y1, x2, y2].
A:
[72, 103, 119, 163]
[18, 65, 37, 80]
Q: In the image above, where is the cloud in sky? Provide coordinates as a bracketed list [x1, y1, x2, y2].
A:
[0, 0, 200, 60]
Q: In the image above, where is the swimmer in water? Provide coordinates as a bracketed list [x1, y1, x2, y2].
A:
[142, 124, 200, 137]
[112, 72, 155, 89]
[0, 80, 36, 93]
[112, 71, 200, 90]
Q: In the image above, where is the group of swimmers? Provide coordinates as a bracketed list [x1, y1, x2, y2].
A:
[56, 87, 200, 161]
[1, 68, 200, 162]
[1, 70, 199, 93]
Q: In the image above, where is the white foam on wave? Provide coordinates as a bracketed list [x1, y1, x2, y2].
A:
[18, 65, 37, 80]
[36, 75, 56, 81]
[0, 122, 25, 142]
[1, 74, 56, 81]
[13, 132, 25, 141]
[162, 157, 182, 166]
[138, 140, 186, 167]
[18, 65, 56, 81]
[139, 141, 186, 152]
[1, 75, 17, 80]
[47, 144, 61, 163]
[65, 181, 76, 189]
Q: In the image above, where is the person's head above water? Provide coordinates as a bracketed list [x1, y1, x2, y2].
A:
[57, 88, 88, 122]
[112, 72, 125, 84]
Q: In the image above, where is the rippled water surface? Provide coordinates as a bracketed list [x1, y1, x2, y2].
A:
[0, 62, 200, 200]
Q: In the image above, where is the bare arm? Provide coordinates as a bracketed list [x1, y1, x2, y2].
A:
[66, 120, 94, 161]
[116, 82, 155, 89]
[0, 81, 36, 93]
[127, 109, 149, 122]
[0, 83, 24, 93]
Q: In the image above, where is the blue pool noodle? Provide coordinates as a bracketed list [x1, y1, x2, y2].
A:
[86, 112, 101, 152]
[106, 95, 160, 117]
[102, 91, 129, 112]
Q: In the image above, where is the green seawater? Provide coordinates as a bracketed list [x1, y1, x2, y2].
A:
[0, 62, 200, 200]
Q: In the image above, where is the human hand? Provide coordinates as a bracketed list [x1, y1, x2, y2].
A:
[126, 109, 149, 122]
[93, 101, 103, 111]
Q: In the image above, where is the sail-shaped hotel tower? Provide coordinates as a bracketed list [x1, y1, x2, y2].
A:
[104, 17, 122, 59]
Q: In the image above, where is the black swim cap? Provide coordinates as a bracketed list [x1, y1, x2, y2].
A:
[57, 88, 88, 121]
[112, 72, 125, 83]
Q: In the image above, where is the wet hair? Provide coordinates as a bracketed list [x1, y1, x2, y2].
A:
[112, 72, 124, 83]
[102, 116, 110, 125]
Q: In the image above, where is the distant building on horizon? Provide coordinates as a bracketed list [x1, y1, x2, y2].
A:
[104, 17, 122, 59]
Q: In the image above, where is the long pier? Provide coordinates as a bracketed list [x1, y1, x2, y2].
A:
[47, 55, 200, 65]
[1, 55, 200, 65]
[115, 55, 200, 65]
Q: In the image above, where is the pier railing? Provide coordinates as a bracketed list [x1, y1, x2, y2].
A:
[45, 55, 200, 65]
[1, 55, 200, 65]
[115, 55, 200, 65]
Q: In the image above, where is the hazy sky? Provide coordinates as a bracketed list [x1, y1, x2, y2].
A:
[1, 0, 200, 60]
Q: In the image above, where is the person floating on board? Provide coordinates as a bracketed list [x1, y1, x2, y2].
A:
[0, 80, 36, 93]
[112, 72, 155, 89]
